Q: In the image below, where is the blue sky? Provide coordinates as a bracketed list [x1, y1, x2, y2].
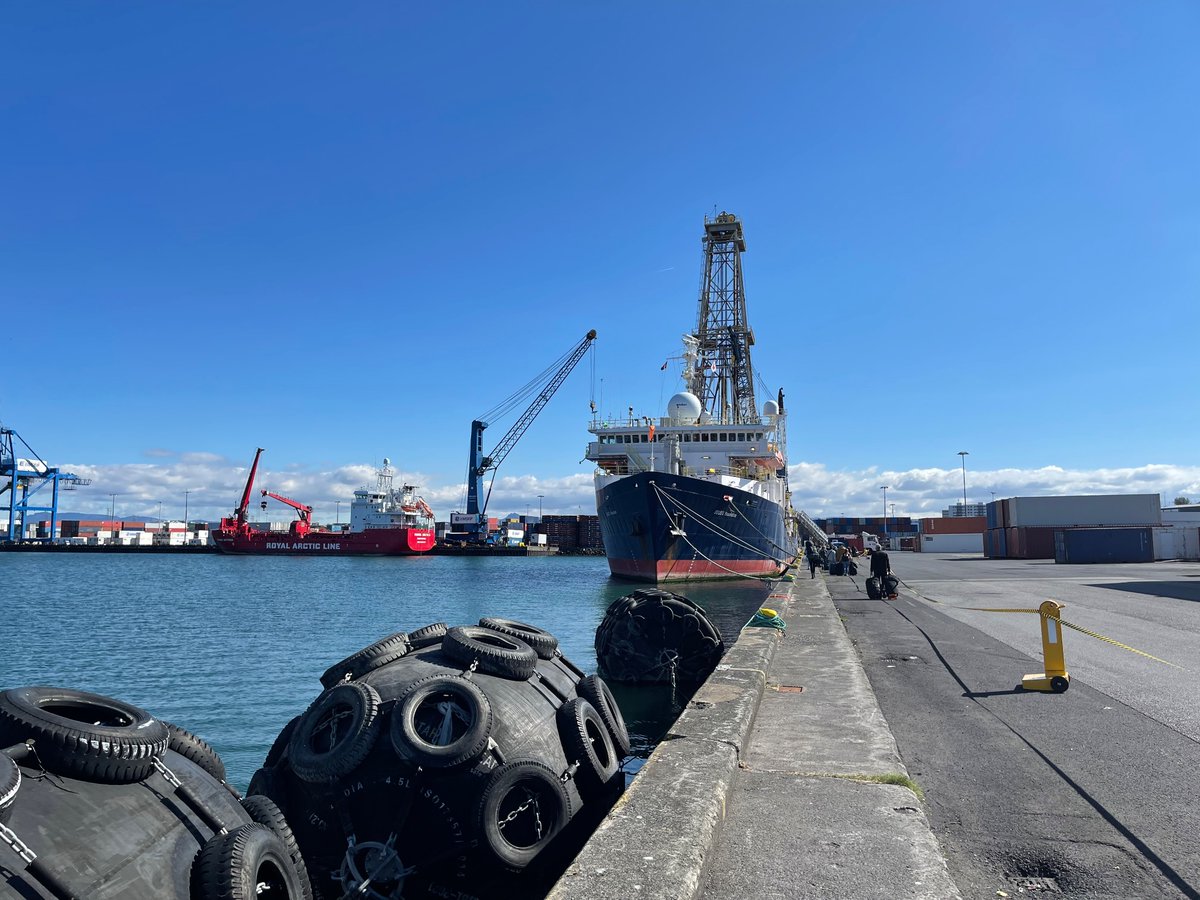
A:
[3, 2, 1198, 523]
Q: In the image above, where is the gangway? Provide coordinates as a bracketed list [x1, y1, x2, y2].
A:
[1, 424, 91, 543]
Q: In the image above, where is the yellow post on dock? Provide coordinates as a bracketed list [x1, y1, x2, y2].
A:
[1022, 600, 1070, 693]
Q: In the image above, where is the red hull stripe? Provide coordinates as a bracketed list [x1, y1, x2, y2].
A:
[607, 556, 782, 582]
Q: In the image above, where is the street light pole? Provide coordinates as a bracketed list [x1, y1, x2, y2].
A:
[183, 490, 190, 531]
[537, 494, 544, 518]
[957, 451, 969, 512]
[335, 501, 341, 526]
[879, 485, 889, 538]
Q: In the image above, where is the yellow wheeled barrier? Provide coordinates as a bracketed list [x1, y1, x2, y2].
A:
[1021, 600, 1070, 693]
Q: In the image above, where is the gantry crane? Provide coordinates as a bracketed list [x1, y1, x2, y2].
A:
[1, 424, 90, 544]
[450, 329, 597, 545]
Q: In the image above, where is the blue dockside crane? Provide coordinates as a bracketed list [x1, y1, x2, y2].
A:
[450, 329, 597, 545]
[1, 424, 91, 543]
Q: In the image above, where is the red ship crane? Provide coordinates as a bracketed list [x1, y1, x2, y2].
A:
[260, 489, 313, 538]
[218, 447, 265, 537]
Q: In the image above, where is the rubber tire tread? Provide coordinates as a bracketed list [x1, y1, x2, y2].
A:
[477, 760, 571, 871]
[442, 626, 538, 680]
[264, 715, 301, 769]
[0, 753, 19, 826]
[166, 721, 227, 783]
[192, 822, 305, 900]
[0, 686, 168, 785]
[241, 794, 314, 900]
[406, 622, 449, 649]
[289, 682, 382, 784]
[557, 698, 618, 798]
[478, 617, 559, 660]
[389, 675, 493, 770]
[320, 632, 410, 688]
[576, 674, 631, 757]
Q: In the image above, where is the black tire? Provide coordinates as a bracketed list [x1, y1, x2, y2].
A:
[289, 683, 382, 784]
[1050, 676, 1070, 694]
[388, 675, 493, 770]
[0, 753, 19, 826]
[264, 715, 301, 769]
[479, 617, 559, 660]
[406, 622, 449, 649]
[320, 632, 410, 688]
[247, 766, 287, 812]
[576, 674, 631, 758]
[241, 794, 314, 900]
[557, 698, 618, 799]
[191, 822, 306, 900]
[442, 626, 538, 680]
[477, 760, 571, 870]
[0, 686, 168, 785]
[166, 722, 227, 783]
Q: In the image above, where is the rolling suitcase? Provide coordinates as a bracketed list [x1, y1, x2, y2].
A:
[883, 574, 900, 598]
[866, 576, 881, 600]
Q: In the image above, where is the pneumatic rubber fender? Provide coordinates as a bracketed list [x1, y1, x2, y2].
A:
[0, 686, 169, 785]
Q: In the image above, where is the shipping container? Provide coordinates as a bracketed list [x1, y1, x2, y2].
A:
[920, 533, 984, 553]
[1151, 526, 1200, 561]
[1054, 527, 1154, 564]
[1009, 494, 1161, 528]
[920, 516, 986, 535]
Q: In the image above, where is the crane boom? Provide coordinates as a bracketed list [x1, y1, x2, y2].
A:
[261, 490, 312, 523]
[235, 448, 265, 525]
[461, 329, 596, 541]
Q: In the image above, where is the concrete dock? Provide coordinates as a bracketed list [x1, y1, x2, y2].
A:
[549, 571, 960, 900]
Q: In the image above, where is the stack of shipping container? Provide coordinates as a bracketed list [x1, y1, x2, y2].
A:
[983, 494, 1162, 562]
[537, 514, 604, 551]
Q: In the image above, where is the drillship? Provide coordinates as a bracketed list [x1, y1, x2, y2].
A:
[585, 212, 795, 582]
[212, 448, 435, 555]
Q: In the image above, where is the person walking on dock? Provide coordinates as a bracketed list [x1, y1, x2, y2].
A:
[870, 548, 894, 598]
[807, 544, 819, 579]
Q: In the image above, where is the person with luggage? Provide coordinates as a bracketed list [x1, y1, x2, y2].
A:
[807, 544, 819, 579]
[869, 548, 896, 598]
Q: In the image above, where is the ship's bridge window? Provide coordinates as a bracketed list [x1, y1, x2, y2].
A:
[738, 433, 747, 441]
[700, 433, 709, 442]
[683, 433, 691, 441]
[720, 433, 728, 441]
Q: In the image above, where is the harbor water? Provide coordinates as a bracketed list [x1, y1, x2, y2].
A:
[0, 552, 773, 790]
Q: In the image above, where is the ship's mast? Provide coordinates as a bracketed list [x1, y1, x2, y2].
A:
[688, 212, 757, 424]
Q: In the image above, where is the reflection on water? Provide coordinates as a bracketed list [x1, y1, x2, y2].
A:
[0, 552, 772, 789]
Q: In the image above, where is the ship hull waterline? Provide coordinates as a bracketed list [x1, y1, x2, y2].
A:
[596, 473, 791, 583]
[211, 528, 434, 556]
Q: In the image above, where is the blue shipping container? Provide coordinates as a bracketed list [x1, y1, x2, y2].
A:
[1054, 527, 1153, 564]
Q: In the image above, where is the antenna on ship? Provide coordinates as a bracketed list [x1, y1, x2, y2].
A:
[690, 212, 757, 425]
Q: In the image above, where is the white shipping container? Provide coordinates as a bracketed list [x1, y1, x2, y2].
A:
[533, 534, 547, 545]
[921, 533, 984, 554]
[505, 528, 524, 539]
[1007, 494, 1162, 528]
[1152, 526, 1200, 560]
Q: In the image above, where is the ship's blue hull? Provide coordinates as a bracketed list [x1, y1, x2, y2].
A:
[596, 473, 793, 582]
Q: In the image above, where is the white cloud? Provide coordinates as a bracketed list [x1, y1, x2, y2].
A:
[45, 454, 1200, 524]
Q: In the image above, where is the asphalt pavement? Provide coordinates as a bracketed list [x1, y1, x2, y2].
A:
[829, 554, 1200, 900]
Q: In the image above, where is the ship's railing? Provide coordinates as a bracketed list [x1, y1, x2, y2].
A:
[589, 413, 778, 431]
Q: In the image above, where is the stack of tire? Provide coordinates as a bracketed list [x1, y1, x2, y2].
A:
[0, 686, 312, 899]
[248, 618, 629, 900]
[594, 589, 725, 684]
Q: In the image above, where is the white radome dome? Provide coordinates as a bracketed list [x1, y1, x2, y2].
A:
[762, 400, 779, 417]
[667, 392, 703, 421]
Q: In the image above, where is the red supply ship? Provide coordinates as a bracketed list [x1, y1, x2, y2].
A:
[212, 448, 435, 555]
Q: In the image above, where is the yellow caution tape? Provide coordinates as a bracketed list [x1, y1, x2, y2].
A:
[902, 585, 1187, 671]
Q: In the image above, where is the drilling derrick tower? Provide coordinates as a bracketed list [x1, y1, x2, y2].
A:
[687, 212, 757, 425]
